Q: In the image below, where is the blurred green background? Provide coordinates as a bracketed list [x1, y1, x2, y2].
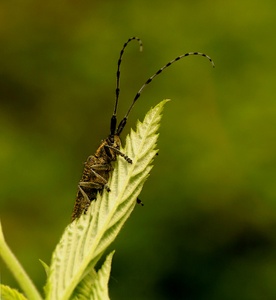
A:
[1, 0, 276, 299]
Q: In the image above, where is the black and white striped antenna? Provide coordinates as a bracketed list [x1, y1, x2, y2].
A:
[111, 37, 215, 136]
[110, 37, 143, 135]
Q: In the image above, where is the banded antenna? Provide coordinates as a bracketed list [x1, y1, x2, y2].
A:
[116, 49, 214, 135]
[110, 37, 143, 135]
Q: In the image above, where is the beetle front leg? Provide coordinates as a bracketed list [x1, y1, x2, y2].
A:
[104, 145, 132, 163]
[90, 164, 113, 171]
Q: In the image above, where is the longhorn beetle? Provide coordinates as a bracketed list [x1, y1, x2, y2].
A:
[71, 37, 214, 221]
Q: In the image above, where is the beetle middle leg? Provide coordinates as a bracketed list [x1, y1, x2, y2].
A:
[80, 170, 111, 192]
[78, 185, 93, 214]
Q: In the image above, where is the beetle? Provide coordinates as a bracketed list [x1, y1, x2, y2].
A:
[71, 37, 214, 221]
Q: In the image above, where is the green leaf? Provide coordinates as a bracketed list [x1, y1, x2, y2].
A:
[89, 251, 114, 300]
[0, 284, 28, 300]
[71, 269, 97, 300]
[39, 259, 50, 296]
[39, 259, 49, 276]
[45, 100, 169, 300]
[72, 251, 115, 300]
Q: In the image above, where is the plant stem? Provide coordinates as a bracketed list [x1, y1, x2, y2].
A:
[0, 221, 42, 300]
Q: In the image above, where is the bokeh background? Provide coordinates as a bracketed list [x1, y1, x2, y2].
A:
[1, 1, 276, 299]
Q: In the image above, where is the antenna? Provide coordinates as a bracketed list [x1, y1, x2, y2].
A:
[110, 37, 143, 135]
[116, 51, 214, 135]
